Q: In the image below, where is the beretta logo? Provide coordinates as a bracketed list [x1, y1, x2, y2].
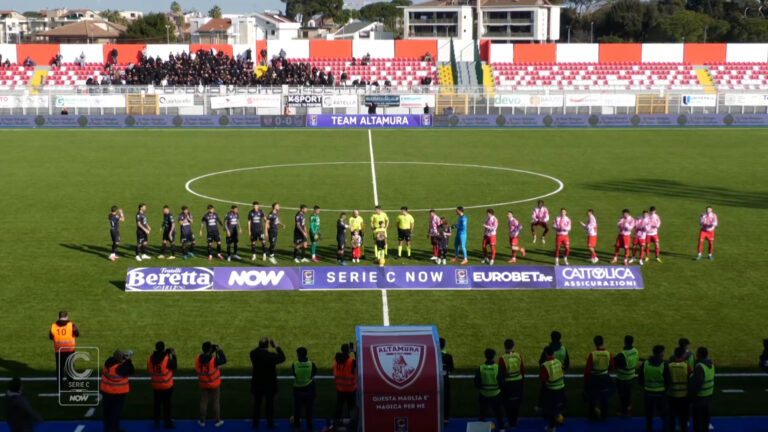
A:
[371, 344, 427, 390]
[126, 267, 213, 291]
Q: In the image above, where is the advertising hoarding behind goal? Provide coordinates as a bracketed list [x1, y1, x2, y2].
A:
[356, 325, 442, 432]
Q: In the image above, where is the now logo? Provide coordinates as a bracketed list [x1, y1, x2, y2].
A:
[227, 270, 286, 287]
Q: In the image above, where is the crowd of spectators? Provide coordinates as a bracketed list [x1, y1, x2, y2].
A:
[120, 49, 258, 86]
[256, 55, 336, 87]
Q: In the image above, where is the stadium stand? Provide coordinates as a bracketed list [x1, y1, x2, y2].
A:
[0, 65, 33, 87]
[490, 62, 704, 91]
[707, 62, 768, 90]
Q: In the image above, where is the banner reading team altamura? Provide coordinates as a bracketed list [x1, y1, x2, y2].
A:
[307, 114, 431, 128]
[125, 265, 643, 291]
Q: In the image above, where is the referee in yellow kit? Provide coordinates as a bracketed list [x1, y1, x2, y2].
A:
[370, 206, 389, 259]
[396, 207, 415, 259]
[349, 209, 365, 259]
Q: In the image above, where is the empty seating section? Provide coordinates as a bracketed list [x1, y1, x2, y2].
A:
[707, 62, 768, 90]
[45, 63, 127, 87]
[285, 57, 437, 88]
[0, 66, 34, 88]
[491, 62, 702, 91]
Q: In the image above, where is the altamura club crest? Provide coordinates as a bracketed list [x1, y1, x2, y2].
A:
[371, 344, 427, 390]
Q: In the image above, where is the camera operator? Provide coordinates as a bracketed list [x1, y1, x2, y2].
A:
[148, 341, 177, 429]
[100, 349, 135, 432]
[249, 337, 285, 429]
[333, 342, 358, 430]
[196, 342, 226, 428]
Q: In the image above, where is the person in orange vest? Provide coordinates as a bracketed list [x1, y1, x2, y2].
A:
[196, 341, 226, 428]
[49, 311, 79, 386]
[100, 349, 135, 432]
[148, 341, 177, 430]
[333, 342, 357, 430]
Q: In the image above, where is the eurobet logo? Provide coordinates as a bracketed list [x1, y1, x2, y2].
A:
[59, 346, 99, 406]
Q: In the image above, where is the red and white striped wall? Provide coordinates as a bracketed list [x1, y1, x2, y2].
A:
[1, 42, 767, 66]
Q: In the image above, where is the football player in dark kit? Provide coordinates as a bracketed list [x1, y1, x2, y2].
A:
[108, 206, 124, 261]
[136, 203, 152, 261]
[248, 201, 267, 262]
[265, 203, 285, 265]
[158, 205, 176, 260]
[337, 213, 349, 265]
[224, 205, 242, 262]
[199, 205, 225, 261]
[178, 206, 196, 259]
[293, 205, 310, 263]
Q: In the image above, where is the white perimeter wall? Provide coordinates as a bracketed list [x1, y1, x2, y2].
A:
[489, 43, 514, 63]
[145, 44, 189, 59]
[726, 43, 768, 62]
[352, 40, 395, 58]
[0, 44, 17, 63]
[59, 44, 104, 63]
[556, 43, 598, 62]
[437, 39, 475, 62]
[267, 40, 309, 59]
[641, 43, 683, 62]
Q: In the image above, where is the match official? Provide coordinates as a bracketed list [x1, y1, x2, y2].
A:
[396, 206, 415, 259]
[250, 338, 286, 429]
[147, 342, 177, 429]
[100, 349, 135, 432]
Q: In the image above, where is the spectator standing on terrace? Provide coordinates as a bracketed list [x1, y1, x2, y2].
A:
[424, 52, 433, 63]
[368, 102, 377, 114]
[250, 338, 286, 430]
[77, 52, 86, 67]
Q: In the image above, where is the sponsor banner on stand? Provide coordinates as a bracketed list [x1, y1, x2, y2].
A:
[125, 265, 642, 291]
[365, 95, 400, 107]
[0, 95, 49, 108]
[287, 94, 323, 107]
[307, 114, 431, 128]
[565, 94, 636, 107]
[158, 94, 195, 108]
[723, 93, 768, 106]
[681, 94, 717, 107]
[399, 94, 436, 108]
[210, 94, 282, 109]
[321, 94, 358, 108]
[357, 326, 442, 432]
[493, 94, 564, 108]
[54, 95, 126, 108]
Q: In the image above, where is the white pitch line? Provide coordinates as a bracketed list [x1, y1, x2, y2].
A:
[84, 407, 95, 418]
[721, 389, 744, 394]
[74, 425, 85, 432]
[368, 129, 379, 206]
[381, 288, 390, 326]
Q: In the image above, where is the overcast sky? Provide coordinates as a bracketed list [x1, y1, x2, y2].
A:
[2, 0, 381, 14]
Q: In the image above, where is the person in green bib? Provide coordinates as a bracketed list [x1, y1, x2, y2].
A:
[539, 346, 566, 432]
[292, 347, 317, 432]
[668, 346, 692, 432]
[690, 347, 714, 432]
[583, 335, 615, 422]
[536, 331, 570, 414]
[614, 335, 639, 417]
[499, 339, 525, 429]
[669, 338, 695, 370]
[474, 348, 504, 430]
[639, 345, 670, 432]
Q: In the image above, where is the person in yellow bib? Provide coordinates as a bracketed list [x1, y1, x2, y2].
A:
[583, 335, 615, 422]
[540, 346, 566, 432]
[639, 345, 670, 432]
[668, 346, 692, 432]
[690, 347, 714, 432]
[348, 209, 365, 259]
[396, 206, 415, 259]
[474, 348, 504, 430]
[614, 335, 639, 417]
[499, 339, 525, 429]
[370, 206, 389, 258]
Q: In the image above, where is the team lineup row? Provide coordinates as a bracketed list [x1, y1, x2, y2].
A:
[106, 200, 720, 267]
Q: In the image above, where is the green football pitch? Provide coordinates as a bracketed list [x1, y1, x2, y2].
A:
[1, 127, 767, 419]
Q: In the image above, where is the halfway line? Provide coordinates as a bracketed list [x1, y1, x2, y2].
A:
[381, 289, 390, 326]
[368, 129, 379, 206]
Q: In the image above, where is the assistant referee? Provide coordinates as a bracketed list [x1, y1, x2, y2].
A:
[396, 207, 415, 259]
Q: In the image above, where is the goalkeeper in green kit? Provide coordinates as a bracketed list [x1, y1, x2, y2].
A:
[310, 205, 321, 262]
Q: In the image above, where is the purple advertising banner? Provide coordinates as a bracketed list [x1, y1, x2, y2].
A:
[126, 265, 642, 291]
[307, 114, 431, 128]
[0, 115, 305, 128]
[432, 114, 768, 128]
